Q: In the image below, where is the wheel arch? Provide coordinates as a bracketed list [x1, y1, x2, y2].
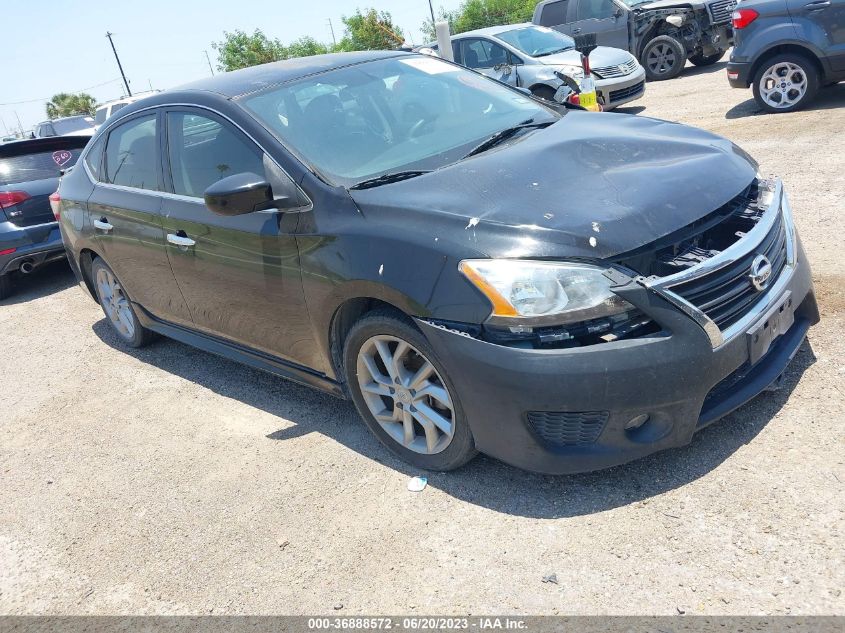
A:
[77, 247, 100, 301]
[748, 44, 825, 87]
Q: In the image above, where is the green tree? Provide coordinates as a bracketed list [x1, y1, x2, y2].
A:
[45, 92, 97, 119]
[422, 0, 536, 39]
[286, 36, 330, 58]
[212, 29, 287, 72]
[337, 8, 404, 51]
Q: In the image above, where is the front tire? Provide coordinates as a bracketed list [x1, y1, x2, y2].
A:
[92, 258, 155, 348]
[752, 53, 819, 113]
[689, 51, 724, 66]
[641, 35, 686, 81]
[343, 309, 477, 471]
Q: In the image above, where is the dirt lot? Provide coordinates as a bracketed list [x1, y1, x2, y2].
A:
[1, 61, 844, 616]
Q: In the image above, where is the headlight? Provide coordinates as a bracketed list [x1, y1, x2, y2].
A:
[555, 64, 585, 80]
[459, 259, 635, 326]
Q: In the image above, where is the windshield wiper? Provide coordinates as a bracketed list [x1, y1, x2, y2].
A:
[350, 170, 431, 190]
[535, 47, 573, 57]
[462, 119, 554, 159]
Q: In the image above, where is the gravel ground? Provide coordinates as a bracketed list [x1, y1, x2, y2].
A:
[1, 60, 844, 616]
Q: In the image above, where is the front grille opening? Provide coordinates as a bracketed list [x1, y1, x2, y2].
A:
[527, 410, 608, 447]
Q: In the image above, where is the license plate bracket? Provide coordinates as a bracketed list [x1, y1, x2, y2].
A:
[746, 291, 794, 365]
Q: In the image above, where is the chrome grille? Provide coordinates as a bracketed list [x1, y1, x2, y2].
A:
[593, 57, 639, 78]
[667, 209, 787, 329]
[707, 0, 736, 24]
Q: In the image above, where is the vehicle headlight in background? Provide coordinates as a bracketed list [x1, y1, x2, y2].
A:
[459, 260, 634, 326]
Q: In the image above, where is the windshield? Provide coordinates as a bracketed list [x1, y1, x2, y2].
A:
[52, 117, 93, 135]
[496, 26, 575, 57]
[242, 55, 557, 187]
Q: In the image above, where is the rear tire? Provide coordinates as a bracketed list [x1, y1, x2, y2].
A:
[689, 51, 724, 66]
[91, 257, 155, 348]
[0, 274, 11, 301]
[641, 35, 686, 81]
[343, 309, 478, 471]
[752, 53, 819, 113]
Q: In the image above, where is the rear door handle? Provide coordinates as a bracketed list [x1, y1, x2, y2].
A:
[167, 232, 196, 248]
[805, 1, 830, 8]
[93, 218, 113, 232]
[572, 27, 582, 33]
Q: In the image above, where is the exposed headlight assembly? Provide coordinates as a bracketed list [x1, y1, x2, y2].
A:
[459, 259, 635, 326]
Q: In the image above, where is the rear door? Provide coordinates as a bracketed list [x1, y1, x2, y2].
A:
[788, 0, 845, 71]
[160, 108, 316, 366]
[87, 110, 193, 325]
[569, 0, 628, 48]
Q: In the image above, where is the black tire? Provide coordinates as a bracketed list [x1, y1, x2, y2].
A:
[91, 257, 156, 348]
[751, 53, 819, 114]
[641, 35, 686, 81]
[343, 309, 478, 471]
[0, 274, 11, 301]
[689, 51, 724, 66]
[530, 85, 558, 102]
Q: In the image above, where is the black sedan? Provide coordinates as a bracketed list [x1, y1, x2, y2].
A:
[57, 51, 818, 473]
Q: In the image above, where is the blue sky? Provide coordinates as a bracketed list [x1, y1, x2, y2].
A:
[0, 0, 462, 133]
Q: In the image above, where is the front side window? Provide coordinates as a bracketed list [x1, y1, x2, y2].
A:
[577, 0, 617, 20]
[103, 114, 159, 191]
[85, 136, 105, 180]
[497, 26, 575, 57]
[166, 112, 265, 198]
[242, 55, 556, 187]
[460, 39, 509, 69]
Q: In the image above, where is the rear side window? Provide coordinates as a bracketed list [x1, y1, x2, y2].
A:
[165, 112, 265, 198]
[84, 136, 105, 180]
[539, 0, 570, 25]
[0, 147, 83, 185]
[103, 114, 159, 191]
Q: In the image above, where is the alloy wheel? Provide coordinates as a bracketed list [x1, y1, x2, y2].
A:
[647, 43, 676, 76]
[759, 62, 808, 109]
[96, 267, 135, 339]
[356, 335, 455, 455]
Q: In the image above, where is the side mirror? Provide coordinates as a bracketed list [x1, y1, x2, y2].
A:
[204, 172, 294, 216]
[493, 63, 512, 75]
[614, 7, 624, 18]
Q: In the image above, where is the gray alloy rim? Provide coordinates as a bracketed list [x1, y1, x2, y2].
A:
[646, 43, 677, 75]
[356, 335, 455, 455]
[96, 268, 135, 339]
[759, 62, 808, 109]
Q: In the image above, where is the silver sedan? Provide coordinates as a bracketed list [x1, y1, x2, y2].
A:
[427, 23, 646, 109]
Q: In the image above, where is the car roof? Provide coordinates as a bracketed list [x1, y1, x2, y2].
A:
[172, 50, 409, 99]
[452, 23, 534, 39]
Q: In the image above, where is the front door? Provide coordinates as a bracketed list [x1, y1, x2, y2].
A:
[458, 38, 520, 86]
[570, 0, 629, 50]
[159, 108, 318, 369]
[88, 111, 193, 325]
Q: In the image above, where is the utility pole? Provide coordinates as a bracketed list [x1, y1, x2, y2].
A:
[428, 0, 436, 26]
[106, 32, 132, 97]
[204, 50, 215, 76]
[327, 18, 337, 47]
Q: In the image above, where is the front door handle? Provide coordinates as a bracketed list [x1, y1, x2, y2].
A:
[167, 232, 196, 248]
[572, 27, 582, 33]
[93, 218, 113, 232]
[805, 0, 830, 8]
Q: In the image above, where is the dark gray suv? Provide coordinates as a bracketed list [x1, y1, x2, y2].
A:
[727, 0, 845, 112]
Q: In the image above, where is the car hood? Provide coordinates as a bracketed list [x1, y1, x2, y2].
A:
[538, 45, 633, 68]
[633, 0, 704, 10]
[348, 111, 757, 260]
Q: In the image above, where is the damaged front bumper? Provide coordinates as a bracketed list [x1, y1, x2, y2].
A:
[417, 184, 819, 474]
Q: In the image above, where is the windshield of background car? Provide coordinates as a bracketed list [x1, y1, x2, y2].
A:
[496, 26, 575, 57]
[0, 147, 83, 185]
[242, 55, 557, 187]
[52, 117, 93, 135]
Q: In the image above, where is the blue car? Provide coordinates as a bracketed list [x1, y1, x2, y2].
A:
[0, 136, 88, 299]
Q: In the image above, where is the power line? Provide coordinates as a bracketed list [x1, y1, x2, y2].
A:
[0, 78, 123, 106]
